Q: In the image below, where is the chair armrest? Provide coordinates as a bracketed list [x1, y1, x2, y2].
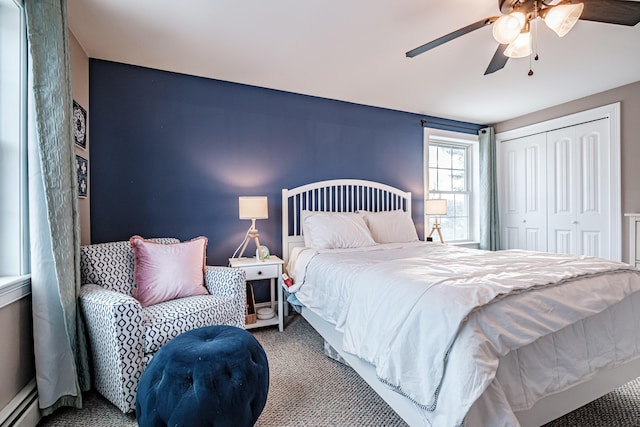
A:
[204, 266, 246, 329]
[79, 284, 144, 413]
[204, 266, 246, 297]
[80, 283, 140, 307]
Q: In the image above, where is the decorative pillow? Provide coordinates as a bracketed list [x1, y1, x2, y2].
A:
[360, 210, 419, 243]
[130, 235, 209, 307]
[301, 211, 375, 249]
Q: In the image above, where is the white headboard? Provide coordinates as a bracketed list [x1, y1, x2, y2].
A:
[281, 179, 412, 262]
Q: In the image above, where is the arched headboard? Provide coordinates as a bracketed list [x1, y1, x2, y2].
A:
[281, 179, 412, 262]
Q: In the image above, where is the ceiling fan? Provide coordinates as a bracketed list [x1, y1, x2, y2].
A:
[406, 0, 640, 75]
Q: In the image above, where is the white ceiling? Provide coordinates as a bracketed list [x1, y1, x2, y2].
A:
[67, 0, 640, 124]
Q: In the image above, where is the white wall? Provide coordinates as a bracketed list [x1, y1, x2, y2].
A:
[70, 30, 91, 245]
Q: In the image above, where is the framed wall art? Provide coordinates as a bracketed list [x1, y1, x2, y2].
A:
[73, 100, 87, 149]
[76, 154, 88, 198]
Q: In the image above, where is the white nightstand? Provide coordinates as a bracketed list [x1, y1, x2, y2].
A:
[228, 255, 284, 331]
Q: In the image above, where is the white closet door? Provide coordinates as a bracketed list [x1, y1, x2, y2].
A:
[547, 119, 610, 258]
[496, 103, 620, 261]
[576, 119, 610, 257]
[499, 133, 547, 251]
[546, 127, 577, 254]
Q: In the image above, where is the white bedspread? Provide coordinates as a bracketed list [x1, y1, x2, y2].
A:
[288, 242, 640, 426]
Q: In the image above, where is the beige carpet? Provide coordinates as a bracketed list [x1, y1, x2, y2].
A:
[38, 314, 640, 426]
[252, 316, 406, 427]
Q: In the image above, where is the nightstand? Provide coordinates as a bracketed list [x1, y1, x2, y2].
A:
[228, 256, 284, 331]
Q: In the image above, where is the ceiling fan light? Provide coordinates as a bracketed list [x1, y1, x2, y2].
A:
[544, 3, 584, 37]
[504, 31, 532, 58]
[492, 12, 526, 44]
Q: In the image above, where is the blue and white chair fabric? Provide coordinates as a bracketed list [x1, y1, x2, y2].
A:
[78, 239, 246, 413]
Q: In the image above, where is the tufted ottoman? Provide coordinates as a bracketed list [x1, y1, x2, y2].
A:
[136, 325, 269, 427]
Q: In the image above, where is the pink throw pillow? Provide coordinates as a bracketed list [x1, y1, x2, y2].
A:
[130, 235, 209, 307]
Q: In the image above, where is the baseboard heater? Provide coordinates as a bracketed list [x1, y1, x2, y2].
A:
[0, 379, 40, 427]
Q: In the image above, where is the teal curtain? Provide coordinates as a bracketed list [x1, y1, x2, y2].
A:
[25, 0, 90, 416]
[478, 127, 501, 251]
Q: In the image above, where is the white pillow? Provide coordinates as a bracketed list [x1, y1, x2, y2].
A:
[301, 211, 376, 249]
[360, 210, 419, 243]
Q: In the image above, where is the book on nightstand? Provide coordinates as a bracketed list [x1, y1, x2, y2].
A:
[245, 282, 256, 325]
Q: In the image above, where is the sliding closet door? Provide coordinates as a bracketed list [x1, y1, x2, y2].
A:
[547, 119, 610, 258]
[499, 133, 547, 251]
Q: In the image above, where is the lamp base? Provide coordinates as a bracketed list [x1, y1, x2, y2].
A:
[237, 227, 265, 260]
[427, 225, 445, 244]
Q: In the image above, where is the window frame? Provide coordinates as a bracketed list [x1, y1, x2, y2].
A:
[423, 129, 479, 245]
[0, 0, 30, 308]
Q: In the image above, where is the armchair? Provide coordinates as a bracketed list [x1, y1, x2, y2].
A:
[78, 238, 246, 413]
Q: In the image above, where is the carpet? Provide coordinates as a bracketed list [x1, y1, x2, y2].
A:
[38, 314, 640, 426]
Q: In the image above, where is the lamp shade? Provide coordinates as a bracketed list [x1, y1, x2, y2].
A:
[492, 12, 526, 44]
[504, 30, 532, 58]
[425, 199, 447, 216]
[543, 3, 584, 37]
[239, 196, 268, 220]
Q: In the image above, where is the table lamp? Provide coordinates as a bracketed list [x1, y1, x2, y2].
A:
[237, 196, 268, 260]
[426, 199, 447, 244]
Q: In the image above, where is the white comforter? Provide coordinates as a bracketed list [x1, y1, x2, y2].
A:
[288, 242, 640, 426]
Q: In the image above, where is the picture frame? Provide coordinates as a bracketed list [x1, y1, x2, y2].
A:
[76, 154, 88, 198]
[73, 100, 87, 149]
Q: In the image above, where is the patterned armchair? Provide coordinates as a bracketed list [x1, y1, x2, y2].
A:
[78, 238, 246, 413]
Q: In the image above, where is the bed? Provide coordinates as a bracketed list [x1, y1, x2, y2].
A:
[281, 179, 640, 427]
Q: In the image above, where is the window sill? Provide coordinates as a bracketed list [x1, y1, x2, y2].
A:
[449, 241, 480, 249]
[0, 275, 31, 309]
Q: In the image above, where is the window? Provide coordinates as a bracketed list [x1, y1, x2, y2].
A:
[0, 0, 29, 294]
[424, 130, 479, 243]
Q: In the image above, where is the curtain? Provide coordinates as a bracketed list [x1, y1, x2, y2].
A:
[478, 127, 501, 251]
[25, 0, 90, 416]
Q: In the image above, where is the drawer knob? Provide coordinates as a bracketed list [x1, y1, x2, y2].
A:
[257, 271, 262, 275]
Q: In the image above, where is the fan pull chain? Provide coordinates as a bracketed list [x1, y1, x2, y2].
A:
[528, 21, 534, 76]
[529, 1, 540, 76]
[534, 5, 539, 61]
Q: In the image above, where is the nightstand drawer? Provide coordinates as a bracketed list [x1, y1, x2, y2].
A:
[242, 264, 279, 280]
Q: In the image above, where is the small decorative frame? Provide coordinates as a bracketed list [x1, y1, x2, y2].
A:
[73, 100, 87, 149]
[76, 155, 88, 198]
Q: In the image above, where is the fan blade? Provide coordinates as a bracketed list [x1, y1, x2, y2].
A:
[406, 17, 496, 58]
[580, 0, 640, 26]
[484, 44, 509, 75]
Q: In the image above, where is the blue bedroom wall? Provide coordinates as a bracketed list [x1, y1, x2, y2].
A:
[89, 59, 482, 267]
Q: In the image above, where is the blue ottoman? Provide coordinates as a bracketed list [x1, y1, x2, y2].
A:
[136, 325, 269, 427]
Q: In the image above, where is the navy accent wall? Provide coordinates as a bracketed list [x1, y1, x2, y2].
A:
[89, 59, 482, 266]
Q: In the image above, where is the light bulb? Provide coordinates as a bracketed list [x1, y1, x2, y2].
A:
[544, 3, 584, 37]
[504, 31, 532, 58]
[492, 12, 526, 44]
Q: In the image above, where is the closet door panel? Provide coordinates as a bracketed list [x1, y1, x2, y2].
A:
[554, 229, 574, 254]
[499, 141, 524, 249]
[547, 128, 577, 254]
[546, 119, 610, 258]
[498, 133, 547, 251]
[575, 119, 609, 258]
